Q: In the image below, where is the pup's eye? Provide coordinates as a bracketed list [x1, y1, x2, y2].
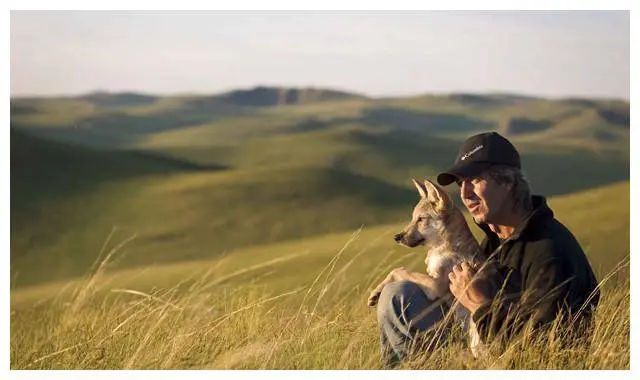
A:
[417, 217, 426, 223]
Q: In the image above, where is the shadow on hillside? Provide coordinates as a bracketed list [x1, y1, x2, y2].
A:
[447, 93, 537, 106]
[77, 92, 159, 108]
[11, 100, 255, 148]
[286, 116, 354, 134]
[11, 167, 417, 288]
[520, 151, 629, 198]
[10, 103, 39, 116]
[72, 109, 232, 146]
[597, 107, 630, 127]
[11, 128, 228, 206]
[329, 127, 628, 199]
[360, 107, 496, 134]
[216, 86, 364, 107]
[503, 118, 552, 135]
[280, 107, 496, 137]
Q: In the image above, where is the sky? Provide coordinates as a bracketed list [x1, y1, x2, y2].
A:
[10, 10, 630, 99]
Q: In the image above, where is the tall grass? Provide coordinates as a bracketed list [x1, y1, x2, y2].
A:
[10, 231, 629, 370]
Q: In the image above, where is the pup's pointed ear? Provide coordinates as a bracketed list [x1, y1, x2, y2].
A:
[423, 180, 452, 213]
[412, 178, 428, 199]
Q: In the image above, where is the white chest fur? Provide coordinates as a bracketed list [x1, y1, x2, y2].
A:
[424, 245, 454, 279]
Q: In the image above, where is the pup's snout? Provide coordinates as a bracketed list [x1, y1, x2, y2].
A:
[394, 233, 404, 243]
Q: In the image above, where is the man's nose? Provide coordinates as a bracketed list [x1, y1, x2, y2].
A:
[394, 233, 404, 242]
[460, 180, 473, 199]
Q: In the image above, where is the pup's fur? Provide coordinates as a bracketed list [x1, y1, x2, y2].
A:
[368, 179, 490, 356]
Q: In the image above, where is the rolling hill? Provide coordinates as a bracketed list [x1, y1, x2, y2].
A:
[10, 177, 629, 370]
[11, 87, 629, 149]
[10, 88, 629, 289]
[9, 89, 630, 370]
[12, 180, 629, 307]
[11, 128, 419, 287]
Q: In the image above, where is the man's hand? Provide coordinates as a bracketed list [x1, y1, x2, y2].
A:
[448, 261, 490, 314]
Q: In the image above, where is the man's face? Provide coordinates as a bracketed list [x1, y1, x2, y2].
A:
[457, 174, 512, 224]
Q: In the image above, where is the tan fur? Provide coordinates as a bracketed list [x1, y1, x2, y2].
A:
[368, 179, 487, 357]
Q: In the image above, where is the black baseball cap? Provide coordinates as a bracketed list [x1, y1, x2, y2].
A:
[436, 132, 521, 186]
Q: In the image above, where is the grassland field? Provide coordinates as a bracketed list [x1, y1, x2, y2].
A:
[10, 88, 630, 369]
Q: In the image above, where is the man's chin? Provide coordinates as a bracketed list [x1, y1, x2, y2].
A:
[472, 214, 487, 224]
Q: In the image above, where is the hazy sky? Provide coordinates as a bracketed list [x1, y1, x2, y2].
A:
[10, 10, 630, 99]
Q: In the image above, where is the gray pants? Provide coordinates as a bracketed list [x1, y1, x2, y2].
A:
[376, 280, 451, 367]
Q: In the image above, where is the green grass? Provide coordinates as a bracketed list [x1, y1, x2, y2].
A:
[11, 279, 628, 369]
[11, 90, 628, 197]
[12, 90, 629, 152]
[10, 181, 630, 369]
[10, 91, 629, 291]
[13, 180, 629, 296]
[10, 118, 629, 288]
[10, 89, 629, 369]
[10, 266, 629, 370]
[11, 161, 417, 287]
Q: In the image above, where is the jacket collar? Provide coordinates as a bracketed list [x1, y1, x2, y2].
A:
[476, 195, 554, 243]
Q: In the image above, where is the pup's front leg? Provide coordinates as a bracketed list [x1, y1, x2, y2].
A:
[367, 267, 405, 306]
[368, 267, 446, 306]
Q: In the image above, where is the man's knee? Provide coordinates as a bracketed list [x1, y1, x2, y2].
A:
[377, 280, 450, 331]
[379, 280, 422, 303]
[377, 280, 422, 321]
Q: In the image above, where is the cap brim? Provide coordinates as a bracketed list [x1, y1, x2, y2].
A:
[436, 161, 491, 186]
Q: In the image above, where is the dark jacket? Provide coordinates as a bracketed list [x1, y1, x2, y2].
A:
[471, 195, 600, 342]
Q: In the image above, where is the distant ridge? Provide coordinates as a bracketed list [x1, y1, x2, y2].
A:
[10, 88, 630, 153]
[447, 93, 537, 106]
[76, 91, 159, 107]
[215, 86, 366, 107]
[11, 88, 629, 105]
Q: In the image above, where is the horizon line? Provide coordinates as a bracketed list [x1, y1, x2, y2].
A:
[9, 85, 631, 102]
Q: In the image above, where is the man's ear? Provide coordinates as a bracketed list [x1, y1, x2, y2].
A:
[423, 180, 452, 213]
[412, 178, 428, 199]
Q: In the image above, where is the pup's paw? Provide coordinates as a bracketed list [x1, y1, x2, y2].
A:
[367, 290, 381, 307]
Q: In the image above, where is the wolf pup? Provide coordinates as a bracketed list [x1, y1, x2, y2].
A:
[368, 179, 491, 357]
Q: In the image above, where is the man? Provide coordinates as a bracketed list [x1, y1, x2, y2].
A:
[376, 131, 600, 365]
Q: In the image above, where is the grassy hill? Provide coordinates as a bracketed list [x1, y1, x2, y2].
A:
[11, 88, 628, 150]
[10, 139, 628, 289]
[11, 89, 628, 193]
[11, 127, 424, 287]
[11, 127, 225, 198]
[13, 179, 629, 300]
[10, 181, 629, 369]
[9, 87, 629, 369]
[10, 89, 629, 289]
[10, 126, 629, 289]
[216, 86, 366, 107]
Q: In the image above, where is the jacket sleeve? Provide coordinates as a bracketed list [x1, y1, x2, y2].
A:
[471, 240, 573, 341]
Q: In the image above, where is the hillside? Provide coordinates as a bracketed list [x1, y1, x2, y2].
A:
[11, 88, 629, 150]
[11, 179, 630, 371]
[11, 128, 224, 197]
[10, 89, 629, 196]
[11, 132, 419, 287]
[12, 180, 629, 306]
[10, 88, 629, 289]
[10, 128, 629, 289]
[216, 86, 366, 107]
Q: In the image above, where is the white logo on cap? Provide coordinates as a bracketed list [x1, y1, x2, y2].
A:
[460, 144, 484, 161]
